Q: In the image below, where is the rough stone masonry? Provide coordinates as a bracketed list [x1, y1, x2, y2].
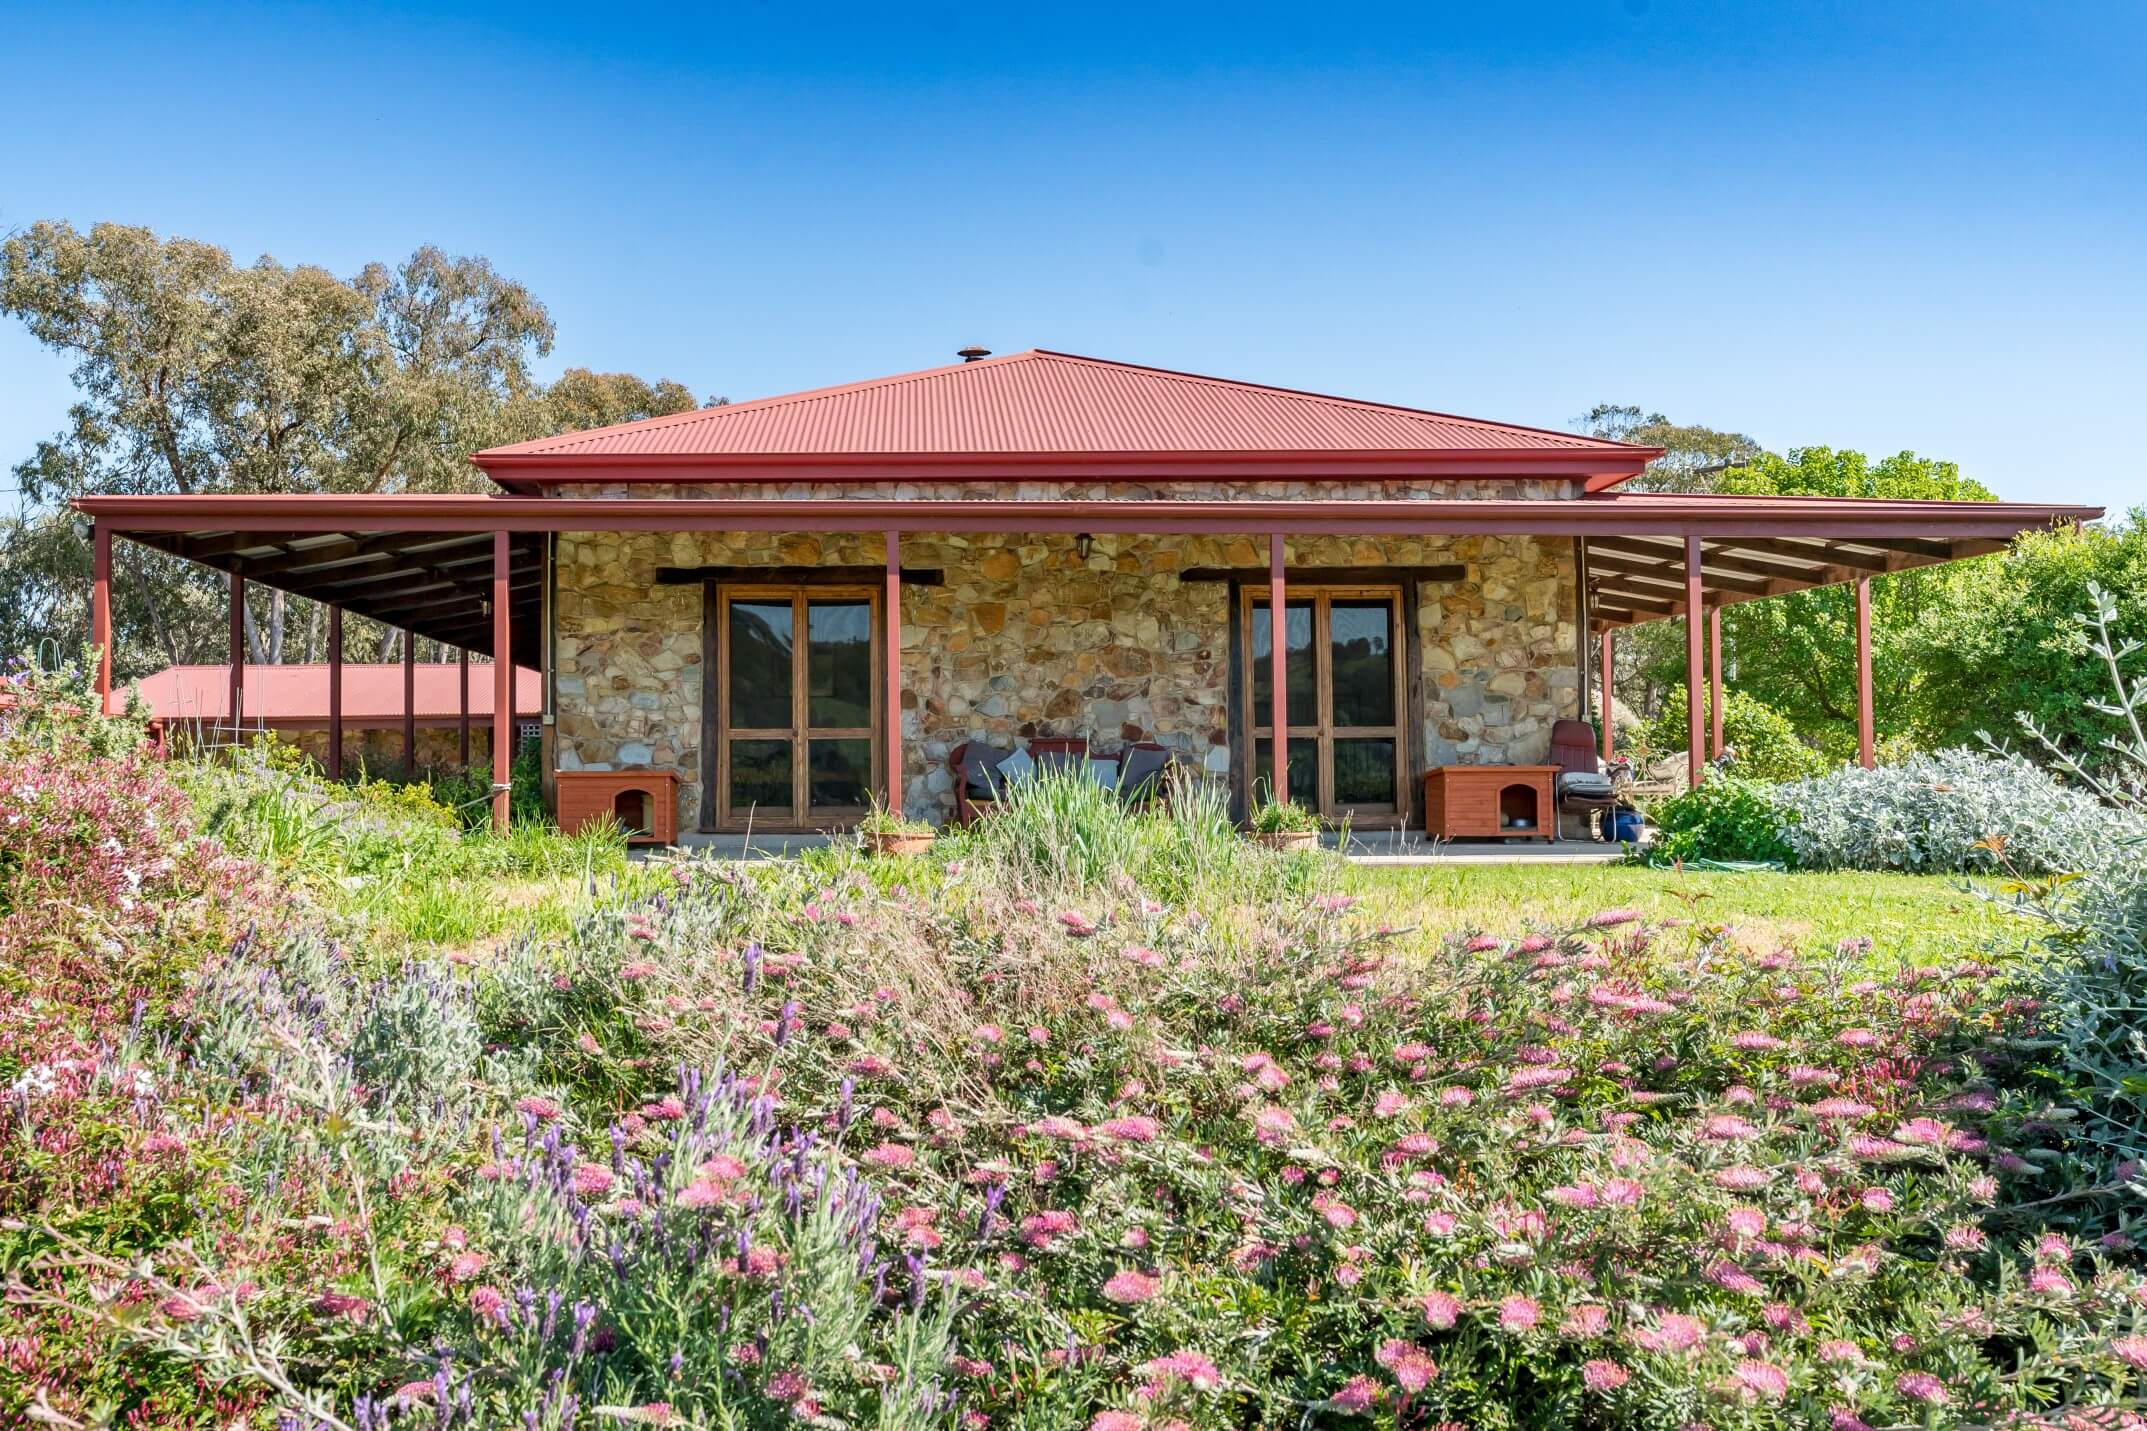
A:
[549, 480, 1580, 830]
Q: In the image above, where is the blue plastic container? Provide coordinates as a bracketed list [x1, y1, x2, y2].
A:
[1612, 810, 1645, 843]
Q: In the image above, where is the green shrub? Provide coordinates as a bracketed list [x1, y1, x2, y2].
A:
[1248, 796, 1321, 835]
[1643, 684, 1827, 783]
[1647, 773, 1795, 865]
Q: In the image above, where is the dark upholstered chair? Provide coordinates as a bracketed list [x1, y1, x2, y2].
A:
[946, 736, 1092, 826]
[1549, 718, 1618, 842]
[1115, 741, 1172, 807]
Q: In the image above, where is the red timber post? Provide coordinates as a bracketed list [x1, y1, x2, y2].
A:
[91, 522, 112, 713]
[491, 533, 512, 832]
[1855, 575, 1876, 769]
[1684, 536, 1705, 789]
[326, 605, 344, 780]
[1598, 629, 1614, 763]
[884, 531, 903, 812]
[1708, 605, 1725, 760]
[457, 645, 471, 767]
[228, 570, 246, 741]
[1268, 532, 1288, 804]
[403, 630, 417, 778]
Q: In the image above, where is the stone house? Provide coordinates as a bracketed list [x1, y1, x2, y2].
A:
[78, 349, 2101, 837]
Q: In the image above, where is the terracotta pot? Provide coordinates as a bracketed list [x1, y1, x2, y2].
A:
[1249, 829, 1319, 852]
[864, 830, 936, 856]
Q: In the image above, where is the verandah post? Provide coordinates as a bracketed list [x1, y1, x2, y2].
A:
[1684, 536, 1705, 789]
[492, 532, 512, 833]
[1268, 532, 1288, 805]
[1598, 628, 1613, 763]
[458, 645, 471, 767]
[1855, 575, 1875, 769]
[403, 629, 417, 779]
[327, 605, 343, 781]
[1708, 604, 1725, 760]
[91, 522, 112, 714]
[884, 530, 903, 813]
[228, 568, 245, 742]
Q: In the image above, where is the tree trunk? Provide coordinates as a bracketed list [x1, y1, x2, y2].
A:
[268, 588, 286, 664]
[378, 625, 400, 662]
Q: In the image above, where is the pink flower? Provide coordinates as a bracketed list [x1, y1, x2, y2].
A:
[1634, 1312, 1704, 1354]
[1328, 1375, 1382, 1413]
[1859, 1186, 1894, 1213]
[1101, 1269, 1159, 1305]
[2027, 1265, 2074, 1297]
[1586, 908, 1641, 928]
[1894, 1372, 1948, 1405]
[1560, 1304, 1610, 1338]
[1374, 1338, 1438, 1392]
[514, 1094, 562, 1121]
[1373, 1090, 1411, 1117]
[1702, 1115, 1760, 1141]
[1733, 1360, 1789, 1401]
[1498, 1295, 1540, 1332]
[1421, 1290, 1461, 1329]
[1090, 1415, 1143, 1431]
[1724, 1207, 1766, 1241]
[1097, 1116, 1159, 1143]
[862, 1141, 916, 1169]
[446, 1251, 489, 1283]
[469, 1286, 505, 1316]
[1581, 1359, 1630, 1393]
[1138, 1350, 1220, 1391]
[2111, 1336, 2147, 1370]
[571, 1161, 616, 1198]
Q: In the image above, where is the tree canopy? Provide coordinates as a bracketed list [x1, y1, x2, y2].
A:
[0, 221, 706, 673]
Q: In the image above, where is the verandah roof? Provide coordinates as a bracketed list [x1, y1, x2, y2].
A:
[73, 490, 2100, 666]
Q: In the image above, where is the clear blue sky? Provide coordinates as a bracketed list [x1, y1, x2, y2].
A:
[3, 0, 2142, 510]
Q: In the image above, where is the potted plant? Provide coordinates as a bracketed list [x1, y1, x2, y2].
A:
[1247, 797, 1322, 851]
[857, 802, 936, 856]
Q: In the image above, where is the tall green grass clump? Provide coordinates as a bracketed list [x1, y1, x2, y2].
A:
[948, 764, 1312, 904]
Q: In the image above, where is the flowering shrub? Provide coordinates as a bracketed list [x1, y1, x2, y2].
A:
[1776, 747, 2142, 874]
[12, 705, 2147, 1429]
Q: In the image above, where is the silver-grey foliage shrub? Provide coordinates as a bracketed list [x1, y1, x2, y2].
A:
[1774, 747, 2145, 874]
[2004, 585, 2147, 1182]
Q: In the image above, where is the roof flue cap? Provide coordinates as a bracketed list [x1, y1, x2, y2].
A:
[956, 345, 991, 362]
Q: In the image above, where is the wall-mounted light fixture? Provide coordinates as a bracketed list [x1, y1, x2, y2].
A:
[1075, 533, 1093, 561]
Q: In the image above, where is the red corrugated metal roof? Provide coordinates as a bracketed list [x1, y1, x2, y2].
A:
[477, 350, 1652, 461]
[133, 664, 541, 726]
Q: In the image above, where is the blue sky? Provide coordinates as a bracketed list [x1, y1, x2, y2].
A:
[3, 0, 2142, 509]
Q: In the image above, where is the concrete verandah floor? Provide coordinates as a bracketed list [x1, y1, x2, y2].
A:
[662, 830, 1626, 865]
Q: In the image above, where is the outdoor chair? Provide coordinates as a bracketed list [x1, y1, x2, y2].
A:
[946, 735, 1091, 826]
[1115, 741, 1172, 808]
[1549, 717, 1619, 842]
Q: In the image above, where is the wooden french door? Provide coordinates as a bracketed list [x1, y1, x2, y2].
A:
[1242, 586, 1407, 826]
[716, 586, 882, 830]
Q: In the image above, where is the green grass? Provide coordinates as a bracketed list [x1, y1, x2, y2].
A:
[1340, 861, 2015, 966]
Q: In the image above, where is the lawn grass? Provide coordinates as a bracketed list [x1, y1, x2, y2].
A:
[1340, 860, 2016, 966]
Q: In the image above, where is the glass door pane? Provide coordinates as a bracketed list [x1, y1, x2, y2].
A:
[729, 739, 793, 817]
[1332, 737, 1397, 807]
[728, 601, 794, 728]
[807, 601, 873, 728]
[1252, 737, 1318, 807]
[1329, 600, 1395, 727]
[1249, 599, 1316, 729]
[809, 738, 873, 812]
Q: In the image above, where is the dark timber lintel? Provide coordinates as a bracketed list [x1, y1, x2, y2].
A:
[1180, 564, 1467, 584]
[655, 565, 944, 586]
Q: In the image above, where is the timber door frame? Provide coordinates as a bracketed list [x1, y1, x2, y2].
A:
[713, 584, 883, 832]
[1238, 583, 1410, 829]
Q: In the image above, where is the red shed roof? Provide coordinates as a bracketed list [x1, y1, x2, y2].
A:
[476, 350, 1658, 489]
[133, 663, 541, 728]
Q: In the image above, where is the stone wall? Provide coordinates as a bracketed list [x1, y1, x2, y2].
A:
[552, 523, 1580, 830]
